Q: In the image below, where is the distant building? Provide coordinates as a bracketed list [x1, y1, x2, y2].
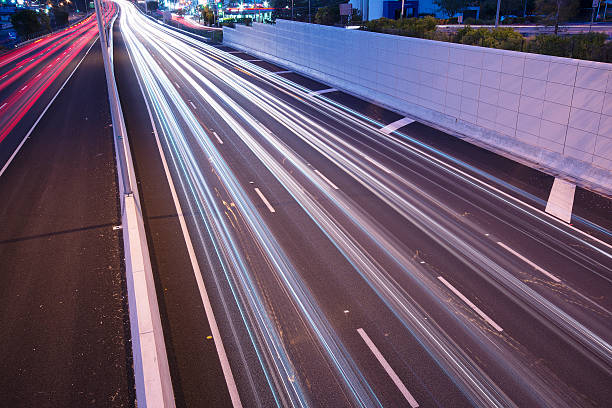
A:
[350, 0, 450, 21]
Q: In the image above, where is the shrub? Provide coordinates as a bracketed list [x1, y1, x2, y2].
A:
[455, 26, 524, 51]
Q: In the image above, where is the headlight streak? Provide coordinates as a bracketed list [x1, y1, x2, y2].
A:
[119, 2, 382, 407]
[156, 25, 612, 363]
[131, 20, 520, 408]
[121, 3, 612, 407]
[126, 9, 610, 406]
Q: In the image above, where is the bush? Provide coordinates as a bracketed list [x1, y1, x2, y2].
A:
[364, 16, 439, 39]
[52, 8, 69, 27]
[314, 5, 339, 26]
[10, 9, 50, 39]
[526, 33, 611, 62]
[455, 26, 524, 51]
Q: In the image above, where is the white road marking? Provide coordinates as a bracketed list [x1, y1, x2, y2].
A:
[380, 117, 415, 135]
[21, 85, 27, 91]
[174, 82, 180, 89]
[212, 131, 223, 144]
[0, 103, 7, 109]
[189, 101, 196, 109]
[274, 70, 292, 74]
[246, 59, 262, 62]
[254, 187, 275, 213]
[310, 88, 337, 95]
[1, 40, 98, 179]
[437, 276, 504, 332]
[0, 75, 6, 79]
[314, 169, 339, 190]
[357, 328, 420, 407]
[36, 73, 42, 78]
[135, 59, 244, 408]
[545, 178, 575, 223]
[496, 242, 561, 282]
[228, 50, 242, 53]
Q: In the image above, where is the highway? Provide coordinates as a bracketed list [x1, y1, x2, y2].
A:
[0, 3, 136, 407]
[0, 4, 116, 169]
[113, 1, 612, 406]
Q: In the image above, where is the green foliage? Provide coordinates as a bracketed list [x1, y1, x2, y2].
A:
[364, 16, 438, 39]
[432, 0, 467, 18]
[52, 7, 69, 27]
[314, 5, 339, 25]
[146, 1, 159, 11]
[526, 33, 611, 62]
[199, 5, 215, 25]
[10, 9, 50, 39]
[455, 26, 524, 50]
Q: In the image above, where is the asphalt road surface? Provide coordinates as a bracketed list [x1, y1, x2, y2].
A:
[0, 6, 134, 407]
[115, 1, 612, 407]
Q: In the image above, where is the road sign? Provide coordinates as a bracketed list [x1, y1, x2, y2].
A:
[593, 0, 599, 7]
[339, 3, 352, 16]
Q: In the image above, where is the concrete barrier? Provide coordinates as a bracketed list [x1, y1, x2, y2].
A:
[223, 20, 612, 195]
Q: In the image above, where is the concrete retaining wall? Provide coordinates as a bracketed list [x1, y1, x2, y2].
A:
[223, 20, 612, 194]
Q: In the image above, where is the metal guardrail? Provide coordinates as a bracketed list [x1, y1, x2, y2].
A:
[93, 2, 176, 407]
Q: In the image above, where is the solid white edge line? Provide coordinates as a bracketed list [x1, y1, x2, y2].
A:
[254, 187, 276, 213]
[357, 328, 420, 408]
[496, 241, 561, 282]
[123, 16, 243, 407]
[314, 169, 339, 190]
[437, 276, 504, 332]
[0, 37, 98, 179]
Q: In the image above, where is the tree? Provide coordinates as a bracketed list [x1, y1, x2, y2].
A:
[535, 0, 580, 34]
[10, 10, 50, 39]
[52, 7, 69, 27]
[433, 0, 467, 18]
[314, 5, 339, 25]
[146, 1, 159, 11]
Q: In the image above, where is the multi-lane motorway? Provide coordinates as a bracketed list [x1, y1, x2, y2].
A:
[113, 1, 612, 407]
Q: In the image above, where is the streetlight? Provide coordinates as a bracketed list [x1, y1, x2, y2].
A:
[495, 0, 501, 27]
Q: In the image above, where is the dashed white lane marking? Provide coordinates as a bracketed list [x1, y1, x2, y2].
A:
[212, 131, 223, 144]
[310, 88, 337, 95]
[174, 82, 180, 89]
[357, 328, 420, 407]
[0, 103, 7, 109]
[496, 242, 561, 282]
[36, 73, 42, 78]
[274, 70, 292, 74]
[228, 50, 242, 53]
[21, 85, 27, 91]
[189, 101, 196, 109]
[437, 276, 504, 332]
[545, 178, 575, 223]
[246, 59, 262, 62]
[314, 169, 339, 190]
[254, 187, 275, 213]
[380, 117, 415, 135]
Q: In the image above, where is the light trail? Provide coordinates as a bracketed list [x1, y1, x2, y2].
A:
[119, 2, 383, 406]
[117, 1, 612, 406]
[0, 4, 117, 144]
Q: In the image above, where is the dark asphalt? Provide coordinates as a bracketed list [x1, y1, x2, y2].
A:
[112, 15, 232, 408]
[115, 3, 612, 406]
[0, 39, 134, 407]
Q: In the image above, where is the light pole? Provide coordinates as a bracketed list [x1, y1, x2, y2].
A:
[495, 0, 501, 27]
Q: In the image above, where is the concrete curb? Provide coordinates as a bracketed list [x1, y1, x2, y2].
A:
[107, 9, 176, 407]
